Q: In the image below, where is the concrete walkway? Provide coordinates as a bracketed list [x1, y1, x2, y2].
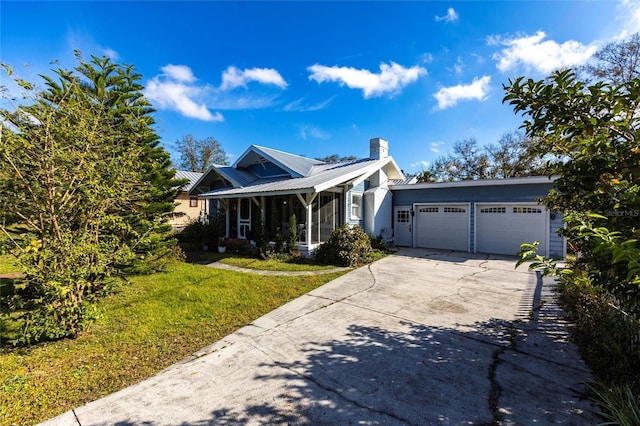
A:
[206, 261, 352, 276]
[42, 248, 597, 425]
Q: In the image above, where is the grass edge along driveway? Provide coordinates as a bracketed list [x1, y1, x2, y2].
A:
[0, 261, 347, 425]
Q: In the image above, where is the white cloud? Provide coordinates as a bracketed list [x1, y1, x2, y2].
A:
[161, 64, 196, 83]
[411, 160, 431, 169]
[618, 0, 640, 39]
[283, 96, 335, 112]
[430, 142, 443, 153]
[145, 65, 222, 122]
[435, 8, 459, 22]
[102, 48, 119, 60]
[220, 66, 287, 90]
[299, 124, 331, 140]
[491, 31, 597, 74]
[307, 62, 427, 98]
[433, 75, 491, 110]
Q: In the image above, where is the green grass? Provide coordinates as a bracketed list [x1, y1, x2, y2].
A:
[0, 255, 19, 274]
[0, 261, 346, 425]
[218, 256, 341, 271]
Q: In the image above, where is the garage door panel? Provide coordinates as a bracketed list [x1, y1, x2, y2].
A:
[416, 205, 469, 251]
[476, 204, 546, 256]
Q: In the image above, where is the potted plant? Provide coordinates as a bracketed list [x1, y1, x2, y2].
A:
[217, 237, 227, 253]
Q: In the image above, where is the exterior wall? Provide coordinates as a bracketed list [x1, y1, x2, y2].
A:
[549, 211, 566, 258]
[364, 187, 393, 236]
[171, 192, 202, 229]
[391, 182, 565, 258]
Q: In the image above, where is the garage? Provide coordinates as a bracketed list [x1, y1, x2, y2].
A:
[415, 203, 469, 251]
[475, 204, 548, 256]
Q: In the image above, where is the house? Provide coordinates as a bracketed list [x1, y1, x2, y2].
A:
[170, 170, 205, 230]
[190, 137, 565, 258]
[193, 138, 404, 254]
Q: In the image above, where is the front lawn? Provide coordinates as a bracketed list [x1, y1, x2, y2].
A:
[0, 261, 346, 425]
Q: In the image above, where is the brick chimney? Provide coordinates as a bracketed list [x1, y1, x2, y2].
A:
[369, 137, 389, 160]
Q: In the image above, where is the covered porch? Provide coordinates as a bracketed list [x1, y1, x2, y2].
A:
[211, 189, 344, 254]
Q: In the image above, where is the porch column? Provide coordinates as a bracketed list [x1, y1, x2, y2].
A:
[296, 192, 317, 246]
[225, 199, 230, 238]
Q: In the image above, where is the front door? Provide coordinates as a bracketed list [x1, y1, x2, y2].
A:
[238, 198, 251, 239]
[394, 206, 412, 246]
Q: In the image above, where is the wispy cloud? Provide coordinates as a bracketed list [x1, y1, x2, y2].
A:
[298, 124, 331, 140]
[490, 31, 597, 74]
[283, 96, 335, 112]
[435, 8, 459, 23]
[220, 66, 287, 90]
[433, 75, 491, 110]
[144, 64, 222, 122]
[429, 142, 443, 153]
[618, 0, 640, 39]
[411, 160, 431, 169]
[308, 62, 426, 98]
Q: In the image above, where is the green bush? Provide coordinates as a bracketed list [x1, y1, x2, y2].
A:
[559, 278, 640, 387]
[313, 224, 372, 267]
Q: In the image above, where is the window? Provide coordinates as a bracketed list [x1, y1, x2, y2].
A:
[444, 207, 466, 213]
[351, 193, 362, 219]
[418, 207, 439, 213]
[480, 207, 506, 214]
[397, 210, 410, 223]
[189, 197, 198, 208]
[513, 207, 542, 214]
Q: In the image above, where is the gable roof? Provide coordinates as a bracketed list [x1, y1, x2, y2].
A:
[174, 170, 204, 192]
[233, 145, 323, 178]
[201, 156, 404, 199]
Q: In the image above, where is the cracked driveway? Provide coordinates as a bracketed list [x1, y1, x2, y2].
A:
[42, 248, 597, 425]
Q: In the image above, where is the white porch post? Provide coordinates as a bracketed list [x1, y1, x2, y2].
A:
[296, 192, 317, 246]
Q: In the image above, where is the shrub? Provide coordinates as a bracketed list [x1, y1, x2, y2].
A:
[313, 225, 372, 267]
[287, 213, 297, 252]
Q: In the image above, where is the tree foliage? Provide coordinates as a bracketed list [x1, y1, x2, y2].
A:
[505, 69, 640, 315]
[581, 32, 640, 86]
[315, 154, 358, 164]
[0, 54, 180, 343]
[175, 134, 228, 172]
[428, 134, 544, 181]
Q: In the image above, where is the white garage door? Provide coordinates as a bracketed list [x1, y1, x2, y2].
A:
[415, 204, 469, 251]
[476, 204, 547, 256]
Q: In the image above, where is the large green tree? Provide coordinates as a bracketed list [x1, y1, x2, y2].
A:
[504, 69, 640, 314]
[0, 55, 181, 343]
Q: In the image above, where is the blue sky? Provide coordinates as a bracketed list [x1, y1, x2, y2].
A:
[2, 1, 639, 174]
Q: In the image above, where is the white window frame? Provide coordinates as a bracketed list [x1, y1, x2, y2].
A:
[351, 193, 362, 220]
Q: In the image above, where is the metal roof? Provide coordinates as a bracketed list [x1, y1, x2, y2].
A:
[174, 170, 204, 192]
[200, 157, 404, 199]
[233, 145, 323, 178]
[389, 175, 558, 191]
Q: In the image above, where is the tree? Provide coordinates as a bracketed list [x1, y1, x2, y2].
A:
[0, 55, 180, 343]
[175, 134, 228, 172]
[428, 134, 546, 182]
[504, 69, 640, 315]
[429, 138, 490, 181]
[315, 154, 358, 163]
[581, 32, 640, 86]
[485, 131, 546, 179]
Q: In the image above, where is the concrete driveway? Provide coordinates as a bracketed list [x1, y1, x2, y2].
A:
[43, 248, 597, 425]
